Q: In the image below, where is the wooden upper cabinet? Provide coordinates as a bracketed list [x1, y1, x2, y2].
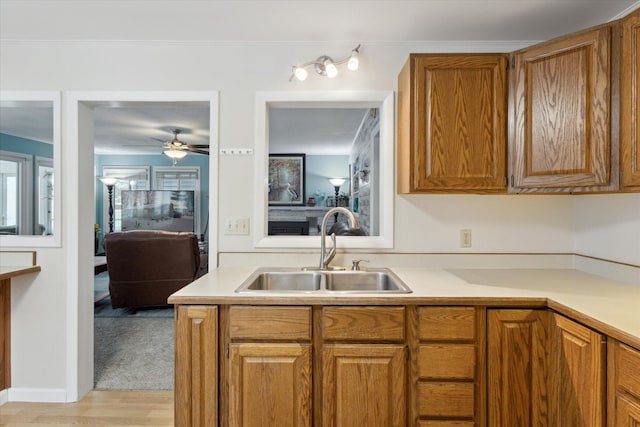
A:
[621, 9, 640, 190]
[398, 54, 508, 193]
[511, 24, 620, 192]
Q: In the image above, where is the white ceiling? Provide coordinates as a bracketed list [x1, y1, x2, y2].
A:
[1, 1, 637, 43]
[0, 102, 54, 144]
[92, 103, 211, 155]
[2, 0, 638, 155]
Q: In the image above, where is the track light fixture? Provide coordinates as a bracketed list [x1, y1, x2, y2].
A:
[290, 44, 361, 82]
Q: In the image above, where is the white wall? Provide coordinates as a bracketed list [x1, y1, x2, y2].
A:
[0, 39, 636, 401]
[574, 194, 640, 265]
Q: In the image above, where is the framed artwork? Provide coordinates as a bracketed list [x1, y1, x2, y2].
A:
[268, 153, 306, 205]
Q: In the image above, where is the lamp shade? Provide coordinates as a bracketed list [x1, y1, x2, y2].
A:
[98, 176, 118, 186]
[328, 178, 347, 187]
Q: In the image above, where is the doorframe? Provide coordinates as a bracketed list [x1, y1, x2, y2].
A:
[64, 91, 219, 401]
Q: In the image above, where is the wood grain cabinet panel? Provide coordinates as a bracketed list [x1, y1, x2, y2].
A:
[550, 313, 606, 427]
[489, 310, 607, 426]
[418, 344, 476, 380]
[621, 9, 640, 190]
[174, 306, 218, 427]
[418, 382, 475, 419]
[322, 344, 406, 427]
[511, 25, 619, 192]
[229, 305, 311, 340]
[398, 54, 508, 193]
[608, 340, 640, 426]
[228, 343, 312, 427]
[488, 309, 551, 426]
[414, 306, 484, 427]
[418, 306, 476, 341]
[322, 306, 405, 342]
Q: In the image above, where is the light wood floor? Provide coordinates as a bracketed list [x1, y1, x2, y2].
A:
[0, 390, 173, 426]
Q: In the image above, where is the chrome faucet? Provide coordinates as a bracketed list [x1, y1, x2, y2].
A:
[319, 207, 360, 270]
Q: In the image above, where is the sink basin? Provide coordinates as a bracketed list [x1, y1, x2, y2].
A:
[239, 270, 322, 291]
[324, 270, 411, 292]
[235, 267, 412, 294]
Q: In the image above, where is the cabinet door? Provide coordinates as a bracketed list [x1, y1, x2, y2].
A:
[322, 344, 406, 427]
[550, 313, 606, 426]
[488, 309, 551, 426]
[398, 54, 508, 193]
[229, 343, 312, 427]
[621, 9, 640, 190]
[175, 305, 218, 427]
[511, 26, 617, 192]
[608, 340, 640, 427]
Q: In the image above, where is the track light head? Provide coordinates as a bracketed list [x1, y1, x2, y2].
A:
[290, 44, 361, 82]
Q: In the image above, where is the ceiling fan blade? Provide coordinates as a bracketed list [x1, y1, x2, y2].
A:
[187, 148, 210, 155]
[188, 144, 210, 148]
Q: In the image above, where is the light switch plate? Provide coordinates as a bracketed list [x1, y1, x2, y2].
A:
[225, 218, 250, 235]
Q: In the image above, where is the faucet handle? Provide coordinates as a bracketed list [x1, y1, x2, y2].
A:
[351, 259, 370, 271]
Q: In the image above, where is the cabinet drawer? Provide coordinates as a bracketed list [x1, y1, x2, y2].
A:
[616, 342, 640, 397]
[418, 421, 475, 427]
[418, 345, 476, 380]
[419, 307, 476, 341]
[229, 306, 311, 340]
[322, 306, 405, 341]
[418, 382, 475, 418]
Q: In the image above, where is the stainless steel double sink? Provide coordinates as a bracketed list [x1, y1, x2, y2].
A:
[235, 267, 412, 294]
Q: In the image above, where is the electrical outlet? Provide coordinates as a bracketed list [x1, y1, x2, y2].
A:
[225, 218, 250, 235]
[460, 229, 472, 248]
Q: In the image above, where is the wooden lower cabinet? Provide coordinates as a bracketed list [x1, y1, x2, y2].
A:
[174, 304, 635, 427]
[415, 306, 485, 426]
[228, 343, 312, 427]
[608, 340, 640, 426]
[550, 313, 606, 426]
[322, 344, 406, 427]
[174, 305, 218, 427]
[488, 309, 606, 427]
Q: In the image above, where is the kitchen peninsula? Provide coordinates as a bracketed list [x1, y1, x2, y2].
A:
[169, 267, 640, 426]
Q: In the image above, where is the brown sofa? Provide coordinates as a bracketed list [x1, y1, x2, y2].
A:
[104, 230, 201, 309]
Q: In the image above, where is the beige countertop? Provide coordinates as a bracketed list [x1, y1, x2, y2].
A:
[169, 267, 640, 349]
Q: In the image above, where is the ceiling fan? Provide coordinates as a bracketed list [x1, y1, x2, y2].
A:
[161, 128, 209, 157]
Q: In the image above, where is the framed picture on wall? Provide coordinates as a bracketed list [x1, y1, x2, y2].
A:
[268, 153, 306, 205]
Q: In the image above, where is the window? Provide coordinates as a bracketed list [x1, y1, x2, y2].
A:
[36, 159, 54, 235]
[153, 166, 201, 234]
[101, 166, 150, 232]
[0, 151, 32, 234]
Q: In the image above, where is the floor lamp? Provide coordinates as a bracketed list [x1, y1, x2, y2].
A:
[328, 178, 347, 222]
[98, 177, 118, 233]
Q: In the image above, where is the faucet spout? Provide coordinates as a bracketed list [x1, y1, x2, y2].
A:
[319, 207, 359, 270]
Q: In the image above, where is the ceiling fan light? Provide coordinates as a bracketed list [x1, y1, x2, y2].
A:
[164, 149, 188, 159]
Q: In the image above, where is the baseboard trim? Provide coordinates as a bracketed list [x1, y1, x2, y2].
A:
[8, 387, 68, 403]
[0, 389, 8, 406]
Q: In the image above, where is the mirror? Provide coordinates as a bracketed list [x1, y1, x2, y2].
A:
[254, 91, 394, 249]
[0, 92, 61, 247]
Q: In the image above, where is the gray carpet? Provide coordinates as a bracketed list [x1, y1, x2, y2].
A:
[94, 272, 174, 390]
[94, 316, 174, 390]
